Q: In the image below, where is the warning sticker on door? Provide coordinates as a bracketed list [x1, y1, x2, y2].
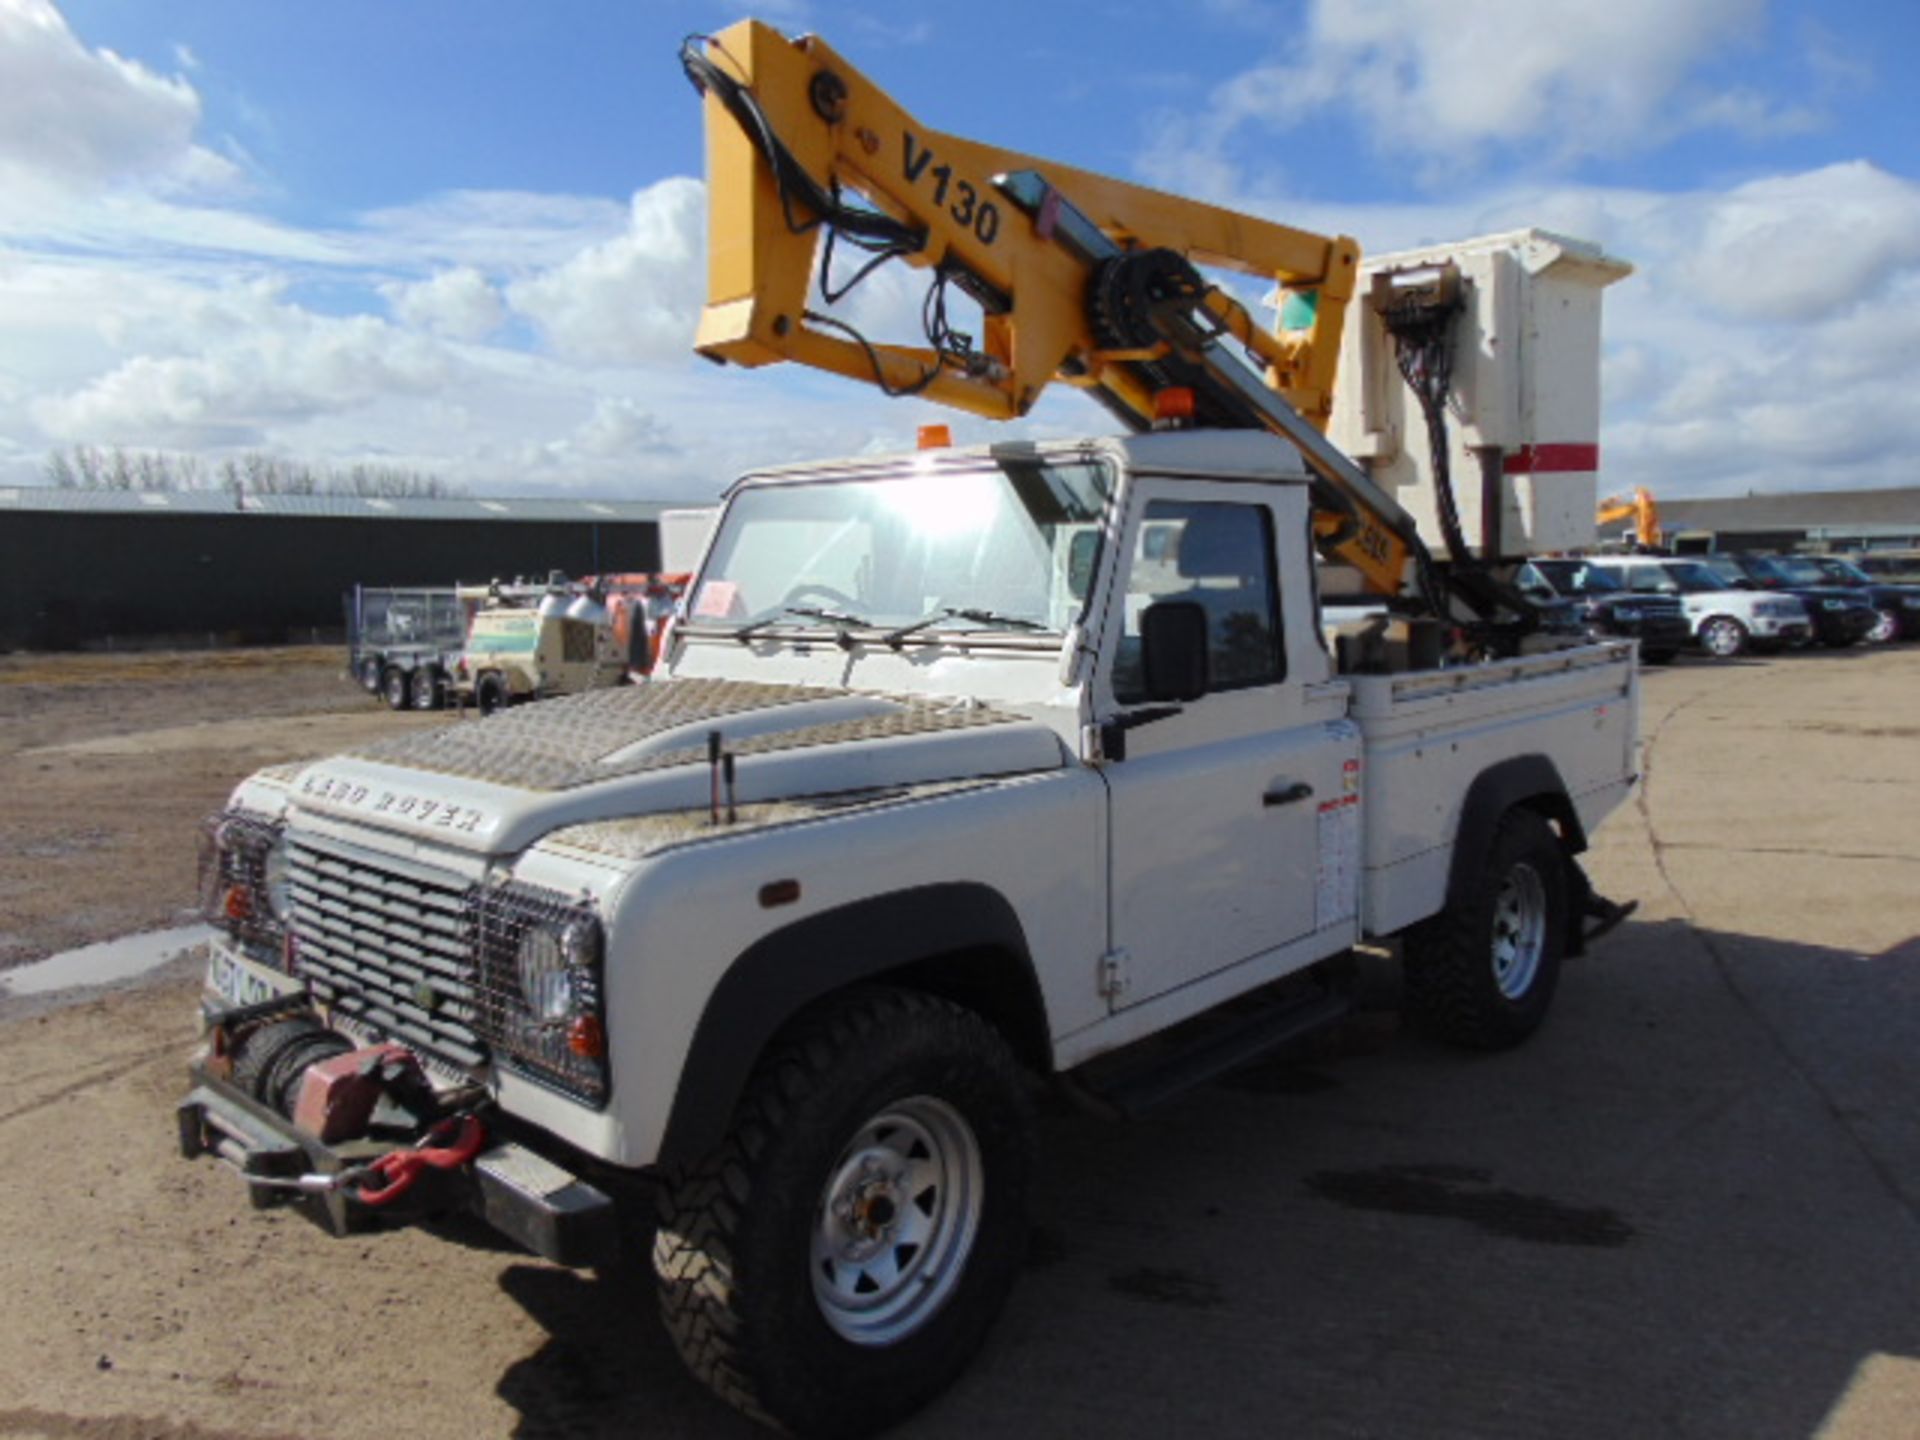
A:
[1315, 792, 1360, 930]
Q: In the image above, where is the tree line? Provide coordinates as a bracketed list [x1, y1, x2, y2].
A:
[42, 446, 463, 498]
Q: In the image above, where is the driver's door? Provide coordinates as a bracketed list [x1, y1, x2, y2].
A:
[1094, 481, 1350, 1008]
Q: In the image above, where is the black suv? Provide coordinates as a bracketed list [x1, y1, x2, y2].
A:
[1519, 558, 1692, 663]
[1700, 553, 1878, 648]
[1797, 555, 1920, 642]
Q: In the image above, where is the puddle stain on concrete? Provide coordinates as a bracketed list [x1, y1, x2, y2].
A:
[1107, 1266, 1225, 1309]
[1305, 1164, 1635, 1248]
[0, 924, 211, 997]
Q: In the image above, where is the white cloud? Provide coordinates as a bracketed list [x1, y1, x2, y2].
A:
[0, 0, 238, 203]
[30, 279, 462, 447]
[381, 266, 504, 341]
[1142, 0, 1799, 188]
[507, 178, 706, 364]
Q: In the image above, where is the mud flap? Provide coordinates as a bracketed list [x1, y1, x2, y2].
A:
[1563, 855, 1637, 958]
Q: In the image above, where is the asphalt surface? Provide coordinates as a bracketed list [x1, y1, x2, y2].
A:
[0, 647, 1916, 1439]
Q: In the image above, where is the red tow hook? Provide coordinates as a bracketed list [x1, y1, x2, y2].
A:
[353, 1113, 487, 1208]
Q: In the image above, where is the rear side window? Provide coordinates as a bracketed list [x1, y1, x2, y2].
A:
[1113, 500, 1283, 703]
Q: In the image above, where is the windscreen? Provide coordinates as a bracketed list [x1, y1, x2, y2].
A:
[688, 457, 1112, 635]
[1533, 560, 1621, 595]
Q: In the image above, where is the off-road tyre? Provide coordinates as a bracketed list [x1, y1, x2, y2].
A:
[381, 665, 410, 711]
[1402, 807, 1569, 1051]
[653, 986, 1032, 1438]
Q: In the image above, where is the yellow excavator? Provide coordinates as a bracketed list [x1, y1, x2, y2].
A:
[1596, 486, 1662, 550]
[684, 19, 1567, 633]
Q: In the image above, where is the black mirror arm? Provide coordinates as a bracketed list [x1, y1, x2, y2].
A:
[1097, 704, 1184, 763]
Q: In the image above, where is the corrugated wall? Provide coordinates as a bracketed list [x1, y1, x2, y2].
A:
[0, 512, 660, 650]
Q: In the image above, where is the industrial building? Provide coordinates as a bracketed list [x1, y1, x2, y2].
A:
[0, 488, 668, 651]
[1660, 486, 1920, 554]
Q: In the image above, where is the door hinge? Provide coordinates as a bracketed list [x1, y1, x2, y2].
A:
[1098, 948, 1132, 1005]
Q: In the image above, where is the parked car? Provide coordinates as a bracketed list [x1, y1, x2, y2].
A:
[1581, 555, 1811, 658]
[1518, 559, 1692, 663]
[1844, 550, 1920, 585]
[1697, 554, 1880, 649]
[1794, 555, 1920, 643]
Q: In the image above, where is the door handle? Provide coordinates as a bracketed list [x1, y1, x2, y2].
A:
[1263, 780, 1314, 808]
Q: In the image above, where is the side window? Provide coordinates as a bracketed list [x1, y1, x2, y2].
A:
[1112, 500, 1284, 704]
[1625, 565, 1672, 594]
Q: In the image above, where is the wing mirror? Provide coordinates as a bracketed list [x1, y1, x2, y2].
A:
[1140, 601, 1209, 703]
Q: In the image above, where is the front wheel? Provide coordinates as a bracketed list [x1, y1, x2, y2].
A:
[1698, 615, 1748, 658]
[654, 987, 1032, 1437]
[1402, 808, 1569, 1050]
[1868, 609, 1899, 644]
[474, 672, 510, 716]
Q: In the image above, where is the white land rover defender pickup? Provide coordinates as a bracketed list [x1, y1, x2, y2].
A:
[182, 431, 1637, 1435]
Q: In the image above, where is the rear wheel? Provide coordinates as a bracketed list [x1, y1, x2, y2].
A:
[1698, 616, 1747, 658]
[381, 665, 410, 710]
[1402, 808, 1569, 1050]
[654, 987, 1032, 1437]
[409, 666, 444, 710]
[357, 656, 383, 693]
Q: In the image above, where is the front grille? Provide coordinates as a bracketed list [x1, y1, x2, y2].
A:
[286, 833, 488, 1074]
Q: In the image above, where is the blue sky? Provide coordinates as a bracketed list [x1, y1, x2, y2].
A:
[4, 0, 1918, 500]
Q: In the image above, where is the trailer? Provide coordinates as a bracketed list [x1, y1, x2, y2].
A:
[343, 585, 471, 711]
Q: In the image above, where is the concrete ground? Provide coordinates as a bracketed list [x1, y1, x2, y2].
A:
[0, 647, 1915, 1438]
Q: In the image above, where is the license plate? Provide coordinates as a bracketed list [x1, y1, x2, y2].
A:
[206, 943, 301, 1009]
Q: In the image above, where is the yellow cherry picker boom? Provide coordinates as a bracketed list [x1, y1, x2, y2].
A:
[680, 18, 1592, 634]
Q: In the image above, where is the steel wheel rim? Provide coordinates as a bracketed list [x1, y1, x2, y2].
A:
[1703, 620, 1740, 657]
[811, 1094, 983, 1347]
[1492, 862, 1548, 1000]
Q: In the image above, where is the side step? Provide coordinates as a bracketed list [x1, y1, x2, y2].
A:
[1069, 989, 1353, 1119]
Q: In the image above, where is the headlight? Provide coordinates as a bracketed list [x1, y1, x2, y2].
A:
[516, 926, 575, 1021]
[1614, 606, 1641, 621]
[1903, 597, 1920, 608]
[514, 917, 599, 1022]
[1822, 598, 1845, 610]
[477, 884, 609, 1105]
[198, 809, 289, 958]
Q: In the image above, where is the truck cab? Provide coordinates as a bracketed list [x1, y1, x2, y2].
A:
[185, 429, 1637, 1438]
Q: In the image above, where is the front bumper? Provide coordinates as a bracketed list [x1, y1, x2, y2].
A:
[1603, 615, 1691, 649]
[1808, 606, 1877, 644]
[1746, 615, 1811, 644]
[178, 1052, 620, 1269]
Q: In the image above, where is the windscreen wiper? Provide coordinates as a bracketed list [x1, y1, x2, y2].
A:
[882, 606, 1049, 648]
[733, 604, 874, 645]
